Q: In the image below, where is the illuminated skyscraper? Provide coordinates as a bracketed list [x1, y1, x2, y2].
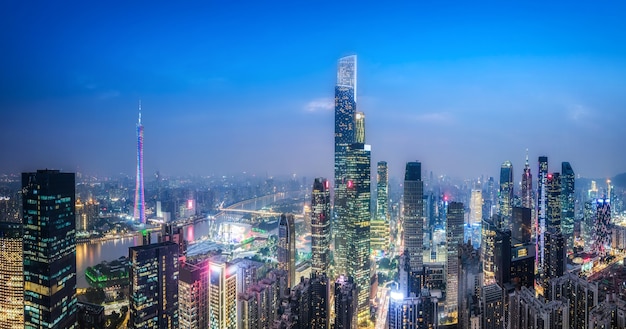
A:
[22, 170, 77, 329]
[371, 161, 390, 254]
[345, 142, 371, 324]
[355, 111, 365, 144]
[134, 103, 146, 223]
[0, 221, 23, 329]
[512, 207, 532, 244]
[470, 189, 482, 226]
[311, 178, 331, 275]
[482, 219, 497, 285]
[403, 162, 424, 294]
[310, 272, 330, 329]
[537, 156, 549, 274]
[278, 213, 296, 289]
[561, 162, 575, 249]
[499, 161, 514, 230]
[179, 259, 209, 329]
[334, 55, 357, 276]
[546, 173, 562, 234]
[208, 258, 238, 329]
[334, 276, 357, 329]
[129, 241, 179, 329]
[446, 202, 464, 314]
[521, 151, 533, 209]
[593, 198, 612, 257]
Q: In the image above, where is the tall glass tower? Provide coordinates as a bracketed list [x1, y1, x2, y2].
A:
[522, 151, 533, 210]
[561, 162, 575, 249]
[371, 161, 390, 254]
[311, 178, 331, 275]
[537, 156, 549, 274]
[402, 162, 424, 294]
[134, 103, 145, 224]
[22, 170, 77, 329]
[334, 55, 357, 276]
[345, 142, 371, 324]
[278, 213, 296, 289]
[499, 160, 514, 230]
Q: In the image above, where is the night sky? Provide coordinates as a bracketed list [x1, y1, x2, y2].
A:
[2, 1, 626, 181]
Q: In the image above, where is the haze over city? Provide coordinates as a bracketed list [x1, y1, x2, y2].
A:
[2, 1, 626, 180]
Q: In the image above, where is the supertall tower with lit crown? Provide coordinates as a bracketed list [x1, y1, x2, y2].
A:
[134, 102, 145, 224]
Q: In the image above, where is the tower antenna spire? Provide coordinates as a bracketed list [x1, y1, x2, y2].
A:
[525, 148, 529, 166]
[138, 100, 142, 124]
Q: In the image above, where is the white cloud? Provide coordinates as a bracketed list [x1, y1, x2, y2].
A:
[567, 104, 589, 121]
[304, 98, 334, 113]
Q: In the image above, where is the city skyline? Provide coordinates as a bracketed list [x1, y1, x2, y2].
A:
[2, 1, 626, 181]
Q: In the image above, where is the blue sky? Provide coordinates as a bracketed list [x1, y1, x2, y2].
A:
[1, 1, 626, 181]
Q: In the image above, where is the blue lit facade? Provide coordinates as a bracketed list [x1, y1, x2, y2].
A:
[22, 170, 77, 329]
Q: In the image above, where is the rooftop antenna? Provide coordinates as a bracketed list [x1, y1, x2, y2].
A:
[138, 99, 142, 124]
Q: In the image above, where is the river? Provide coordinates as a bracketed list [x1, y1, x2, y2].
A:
[75, 191, 303, 288]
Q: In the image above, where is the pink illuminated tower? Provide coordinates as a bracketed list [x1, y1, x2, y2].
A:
[134, 102, 145, 224]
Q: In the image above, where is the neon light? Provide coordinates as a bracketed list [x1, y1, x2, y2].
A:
[325, 180, 329, 189]
[187, 199, 193, 210]
[134, 103, 145, 224]
[348, 180, 354, 188]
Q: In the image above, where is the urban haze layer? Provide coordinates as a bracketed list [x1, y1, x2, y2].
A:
[1, 56, 626, 329]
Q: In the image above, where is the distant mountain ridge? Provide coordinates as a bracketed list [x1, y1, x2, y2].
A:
[613, 172, 626, 189]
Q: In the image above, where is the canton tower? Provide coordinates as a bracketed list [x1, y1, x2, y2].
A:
[134, 102, 145, 224]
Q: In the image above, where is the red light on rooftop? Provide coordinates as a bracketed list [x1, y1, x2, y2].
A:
[325, 180, 330, 189]
[348, 180, 354, 188]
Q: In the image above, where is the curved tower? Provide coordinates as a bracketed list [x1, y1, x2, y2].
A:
[134, 103, 145, 224]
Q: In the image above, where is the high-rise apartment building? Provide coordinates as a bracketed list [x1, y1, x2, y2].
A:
[561, 162, 575, 249]
[345, 142, 371, 324]
[403, 162, 424, 294]
[482, 283, 504, 329]
[334, 55, 357, 276]
[482, 219, 497, 285]
[458, 242, 482, 329]
[278, 213, 296, 289]
[208, 257, 238, 329]
[334, 276, 357, 329]
[509, 286, 569, 329]
[446, 202, 464, 313]
[499, 161, 514, 230]
[0, 221, 23, 329]
[311, 179, 331, 275]
[22, 170, 77, 329]
[129, 241, 179, 329]
[547, 273, 598, 329]
[179, 259, 209, 329]
[134, 104, 145, 223]
[310, 272, 330, 329]
[388, 290, 435, 329]
[593, 198, 612, 257]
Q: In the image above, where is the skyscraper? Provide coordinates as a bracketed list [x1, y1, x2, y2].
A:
[278, 213, 296, 289]
[134, 103, 146, 224]
[403, 162, 424, 294]
[345, 142, 371, 324]
[376, 161, 389, 222]
[446, 202, 464, 314]
[22, 170, 77, 329]
[561, 162, 575, 249]
[310, 272, 330, 329]
[546, 173, 562, 233]
[521, 152, 533, 210]
[470, 189, 483, 226]
[0, 221, 23, 329]
[512, 207, 532, 244]
[355, 111, 365, 144]
[593, 198, 612, 257]
[208, 258, 238, 329]
[334, 276, 357, 329]
[482, 218, 497, 285]
[129, 241, 179, 329]
[499, 161, 514, 230]
[371, 161, 390, 254]
[311, 178, 331, 275]
[179, 259, 209, 329]
[334, 55, 357, 276]
[537, 156, 549, 274]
